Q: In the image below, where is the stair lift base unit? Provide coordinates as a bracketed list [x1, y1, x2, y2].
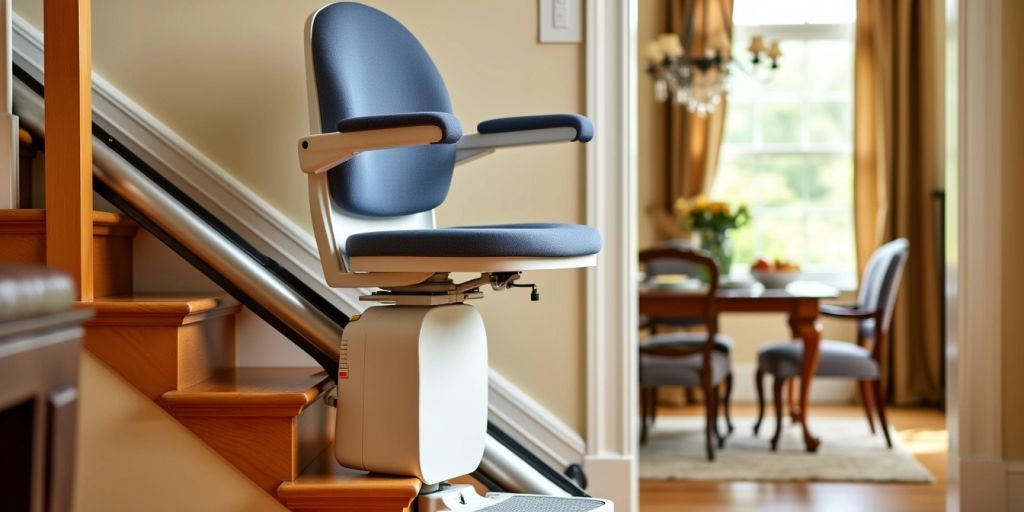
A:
[335, 304, 488, 484]
[417, 484, 612, 512]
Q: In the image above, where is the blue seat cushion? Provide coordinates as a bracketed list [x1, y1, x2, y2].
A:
[640, 351, 731, 388]
[346, 223, 602, 258]
[757, 340, 880, 379]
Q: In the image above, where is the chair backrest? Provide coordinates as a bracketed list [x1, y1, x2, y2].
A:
[857, 238, 910, 334]
[307, 2, 456, 218]
[639, 246, 719, 326]
[643, 239, 702, 278]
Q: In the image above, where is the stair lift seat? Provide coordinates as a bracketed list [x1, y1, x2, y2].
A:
[300, 3, 610, 510]
[346, 223, 603, 272]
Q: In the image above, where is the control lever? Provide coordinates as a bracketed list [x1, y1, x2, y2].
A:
[509, 282, 540, 301]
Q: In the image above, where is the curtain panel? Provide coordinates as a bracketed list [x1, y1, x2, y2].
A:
[652, 0, 733, 241]
[854, 0, 944, 405]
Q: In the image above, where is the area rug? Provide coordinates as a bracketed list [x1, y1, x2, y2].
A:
[639, 417, 934, 483]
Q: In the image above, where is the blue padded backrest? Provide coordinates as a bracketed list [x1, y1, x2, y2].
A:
[309, 2, 456, 217]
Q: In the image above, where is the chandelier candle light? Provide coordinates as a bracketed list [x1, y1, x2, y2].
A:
[645, 0, 782, 115]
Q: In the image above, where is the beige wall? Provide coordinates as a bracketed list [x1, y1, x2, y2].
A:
[75, 354, 287, 512]
[637, 0, 665, 250]
[15, 1, 589, 431]
[1001, 0, 1024, 461]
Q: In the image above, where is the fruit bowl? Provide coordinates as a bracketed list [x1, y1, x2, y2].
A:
[750, 269, 801, 289]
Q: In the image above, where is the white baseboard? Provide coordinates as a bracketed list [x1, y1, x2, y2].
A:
[1008, 461, 1024, 511]
[729, 363, 856, 404]
[959, 459, 1009, 511]
[488, 369, 586, 470]
[583, 454, 636, 512]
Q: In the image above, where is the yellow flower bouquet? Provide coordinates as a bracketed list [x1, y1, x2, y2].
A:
[674, 196, 750, 275]
[674, 196, 750, 233]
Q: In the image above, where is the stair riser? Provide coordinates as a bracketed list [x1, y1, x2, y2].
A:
[0, 210, 136, 298]
[171, 396, 333, 494]
[83, 312, 237, 400]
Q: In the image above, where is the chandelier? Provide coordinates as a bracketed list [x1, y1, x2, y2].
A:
[644, 0, 781, 116]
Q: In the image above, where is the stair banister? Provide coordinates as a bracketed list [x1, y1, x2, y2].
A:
[43, 0, 94, 300]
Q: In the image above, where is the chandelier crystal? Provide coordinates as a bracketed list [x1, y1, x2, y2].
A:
[644, 3, 782, 116]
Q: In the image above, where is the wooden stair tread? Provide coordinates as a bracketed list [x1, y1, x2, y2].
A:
[278, 450, 421, 507]
[0, 208, 136, 235]
[79, 293, 241, 325]
[163, 367, 332, 416]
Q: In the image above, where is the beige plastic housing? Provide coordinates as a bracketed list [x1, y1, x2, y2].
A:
[334, 304, 488, 484]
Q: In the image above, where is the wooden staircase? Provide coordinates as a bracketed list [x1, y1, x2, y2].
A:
[0, 209, 422, 510]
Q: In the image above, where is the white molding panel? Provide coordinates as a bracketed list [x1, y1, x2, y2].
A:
[955, 0, 1008, 510]
[488, 370, 586, 470]
[584, 0, 638, 509]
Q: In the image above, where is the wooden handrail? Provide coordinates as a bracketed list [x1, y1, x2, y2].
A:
[44, 0, 94, 300]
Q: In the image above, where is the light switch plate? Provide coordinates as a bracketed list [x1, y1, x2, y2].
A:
[539, 0, 581, 43]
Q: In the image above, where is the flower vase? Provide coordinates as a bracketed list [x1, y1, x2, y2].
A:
[697, 229, 733, 278]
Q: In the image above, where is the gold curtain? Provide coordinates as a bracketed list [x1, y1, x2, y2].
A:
[854, 0, 943, 404]
[653, 0, 732, 240]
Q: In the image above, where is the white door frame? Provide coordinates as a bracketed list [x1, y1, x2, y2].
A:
[953, 0, 1012, 509]
[583, 0, 638, 510]
[0, 0, 19, 209]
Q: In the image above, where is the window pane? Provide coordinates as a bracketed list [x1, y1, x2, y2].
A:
[761, 101, 802, 145]
[806, 40, 853, 93]
[724, 102, 754, 145]
[802, 212, 856, 273]
[807, 101, 850, 145]
[806, 155, 853, 208]
[714, 155, 800, 207]
[737, 208, 805, 265]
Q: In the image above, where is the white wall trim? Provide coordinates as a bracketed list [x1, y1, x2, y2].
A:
[488, 370, 586, 470]
[10, 12, 589, 477]
[584, 0, 638, 510]
[956, 0, 1006, 510]
[0, 0, 18, 209]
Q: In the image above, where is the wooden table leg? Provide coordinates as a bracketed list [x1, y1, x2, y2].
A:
[789, 300, 822, 452]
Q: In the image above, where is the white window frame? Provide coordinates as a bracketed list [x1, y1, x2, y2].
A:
[718, 22, 858, 289]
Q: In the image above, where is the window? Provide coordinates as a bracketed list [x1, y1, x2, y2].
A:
[713, 0, 857, 288]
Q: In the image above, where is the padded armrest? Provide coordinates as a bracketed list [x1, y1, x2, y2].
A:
[820, 304, 877, 319]
[477, 114, 594, 142]
[298, 112, 462, 175]
[337, 112, 462, 144]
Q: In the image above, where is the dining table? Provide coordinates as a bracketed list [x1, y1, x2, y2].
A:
[639, 280, 840, 452]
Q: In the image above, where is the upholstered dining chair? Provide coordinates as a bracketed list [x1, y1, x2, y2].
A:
[640, 239, 725, 408]
[753, 238, 910, 451]
[639, 246, 733, 461]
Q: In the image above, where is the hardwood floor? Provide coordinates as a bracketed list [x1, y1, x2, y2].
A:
[639, 403, 947, 512]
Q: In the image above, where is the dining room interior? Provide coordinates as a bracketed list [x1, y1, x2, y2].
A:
[634, 0, 954, 509]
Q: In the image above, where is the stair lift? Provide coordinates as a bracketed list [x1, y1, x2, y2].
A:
[298, 3, 612, 511]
